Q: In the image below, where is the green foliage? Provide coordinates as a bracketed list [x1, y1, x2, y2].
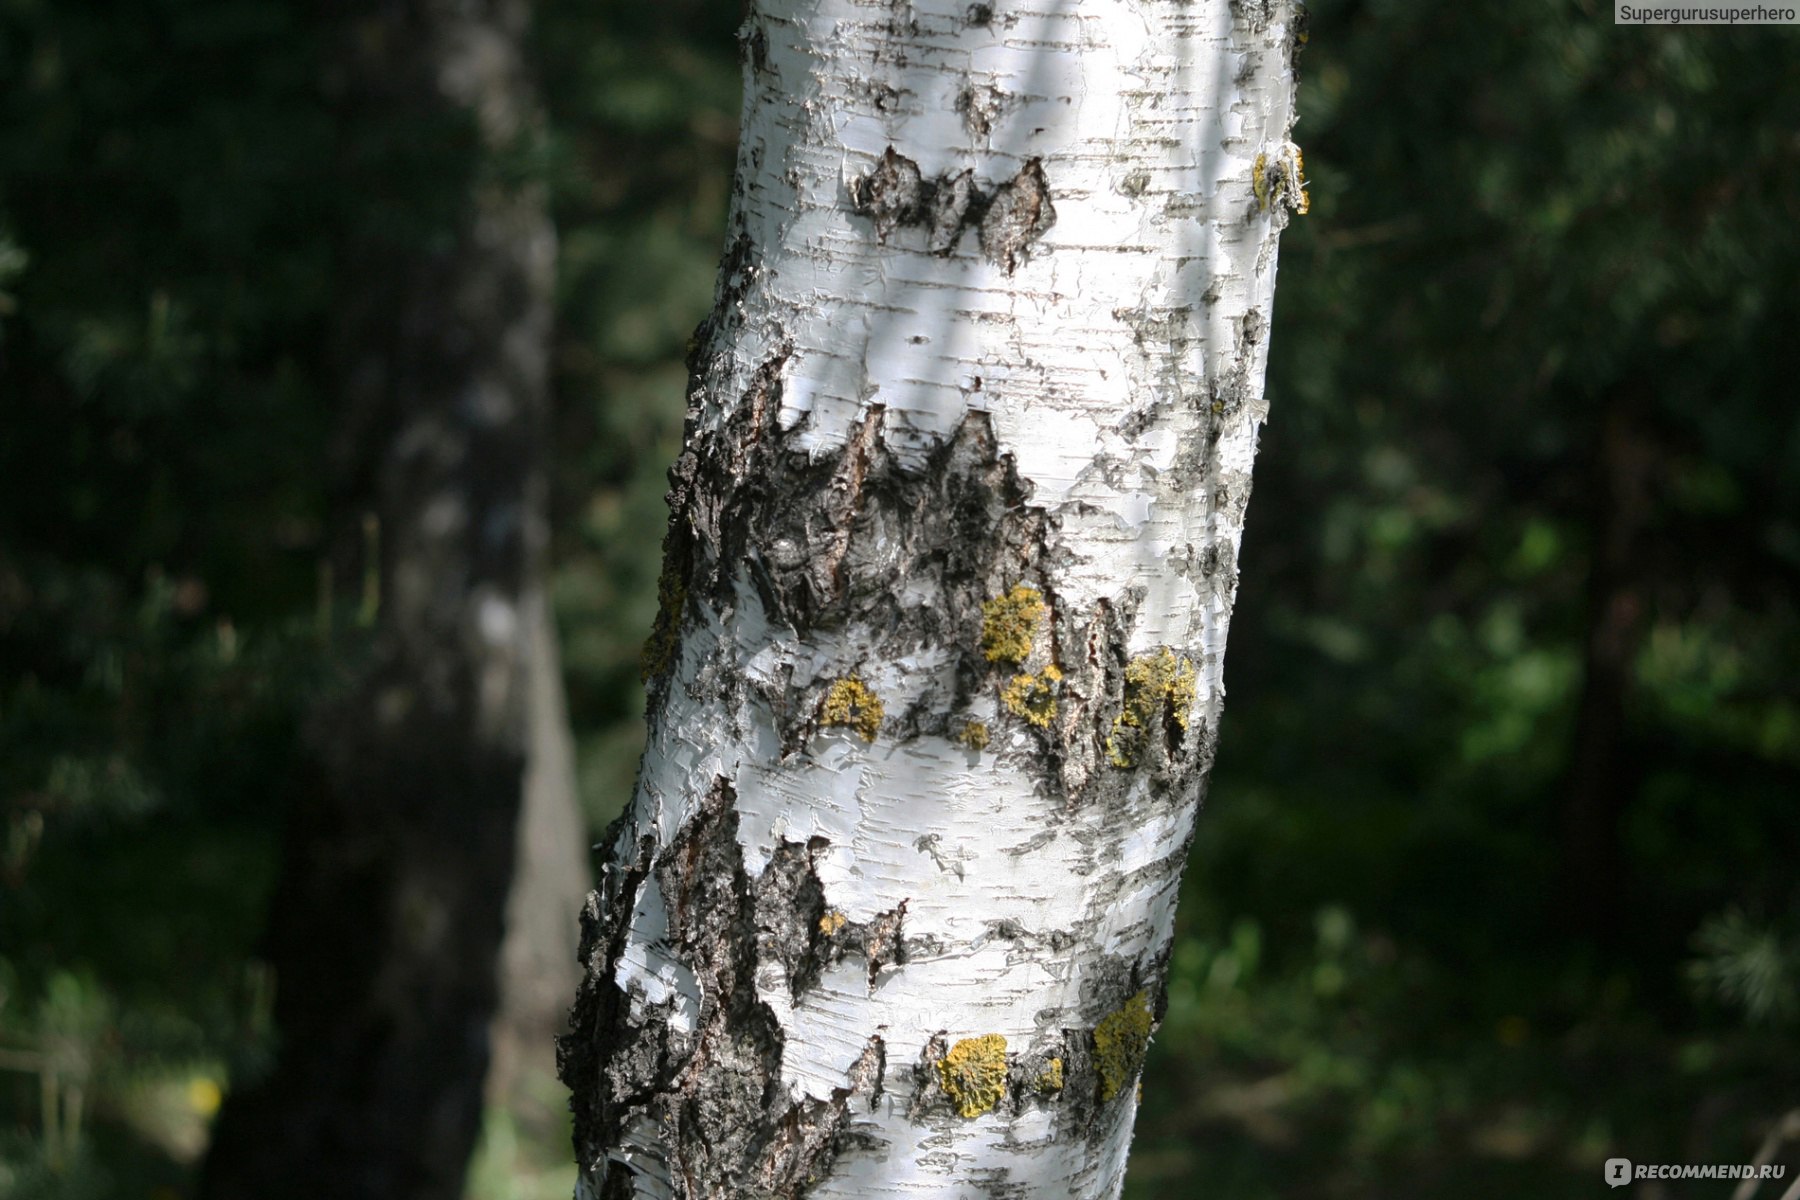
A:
[0, 0, 741, 1183]
[465, 1104, 578, 1200]
[533, 0, 740, 826]
[1689, 909, 1799, 1027]
[1127, 3, 1800, 1194]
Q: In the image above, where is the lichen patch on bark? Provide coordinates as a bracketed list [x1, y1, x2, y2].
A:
[981, 585, 1047, 666]
[1001, 665, 1063, 728]
[955, 719, 991, 751]
[937, 1033, 1010, 1118]
[1092, 991, 1154, 1103]
[1106, 649, 1198, 769]
[819, 677, 884, 741]
[1252, 142, 1310, 218]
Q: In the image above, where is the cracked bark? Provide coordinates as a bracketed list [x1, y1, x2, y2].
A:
[563, 1, 1304, 1196]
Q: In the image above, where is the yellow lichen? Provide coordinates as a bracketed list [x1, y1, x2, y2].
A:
[1106, 648, 1197, 768]
[937, 1033, 1009, 1118]
[955, 720, 990, 751]
[1253, 146, 1309, 216]
[821, 677, 883, 741]
[639, 550, 687, 682]
[1093, 991, 1154, 1102]
[1001, 664, 1062, 728]
[980, 585, 1046, 665]
[1035, 1057, 1064, 1094]
[818, 910, 847, 937]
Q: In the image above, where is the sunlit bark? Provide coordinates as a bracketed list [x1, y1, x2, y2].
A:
[563, 1, 1305, 1195]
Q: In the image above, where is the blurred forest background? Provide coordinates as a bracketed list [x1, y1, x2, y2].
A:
[3, 0, 1798, 1196]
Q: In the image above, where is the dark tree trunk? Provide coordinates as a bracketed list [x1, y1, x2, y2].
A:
[199, 2, 557, 1197]
[1560, 381, 1655, 939]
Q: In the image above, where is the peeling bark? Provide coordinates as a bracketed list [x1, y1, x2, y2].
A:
[563, 0, 1303, 1195]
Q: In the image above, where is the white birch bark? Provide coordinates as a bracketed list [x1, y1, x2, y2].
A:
[563, 0, 1306, 1196]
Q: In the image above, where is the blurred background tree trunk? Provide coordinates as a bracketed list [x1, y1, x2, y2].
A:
[489, 589, 589, 1125]
[198, 1, 584, 1197]
[1558, 381, 1655, 940]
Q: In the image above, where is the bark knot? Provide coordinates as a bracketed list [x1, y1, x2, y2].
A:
[849, 149, 1055, 271]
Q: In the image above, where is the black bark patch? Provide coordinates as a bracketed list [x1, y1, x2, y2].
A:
[970, 1166, 1030, 1199]
[757, 837, 831, 998]
[639, 527, 692, 684]
[848, 148, 1055, 269]
[740, 22, 769, 75]
[562, 782, 887, 1198]
[560, 821, 657, 1178]
[686, 231, 760, 377]
[978, 159, 1055, 273]
[859, 900, 908, 987]
[800, 898, 914, 994]
[1230, 0, 1276, 34]
[670, 337, 1054, 743]
[755, 1037, 886, 1190]
[907, 1033, 952, 1120]
[927, 168, 978, 254]
[1006, 1039, 1069, 1114]
[1041, 594, 1135, 803]
[848, 147, 927, 242]
[956, 83, 1005, 140]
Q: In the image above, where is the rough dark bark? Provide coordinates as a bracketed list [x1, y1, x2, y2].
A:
[562, 400, 1067, 1197]
[199, 1, 557, 1197]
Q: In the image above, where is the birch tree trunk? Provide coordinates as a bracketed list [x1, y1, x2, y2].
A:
[562, 1, 1306, 1195]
